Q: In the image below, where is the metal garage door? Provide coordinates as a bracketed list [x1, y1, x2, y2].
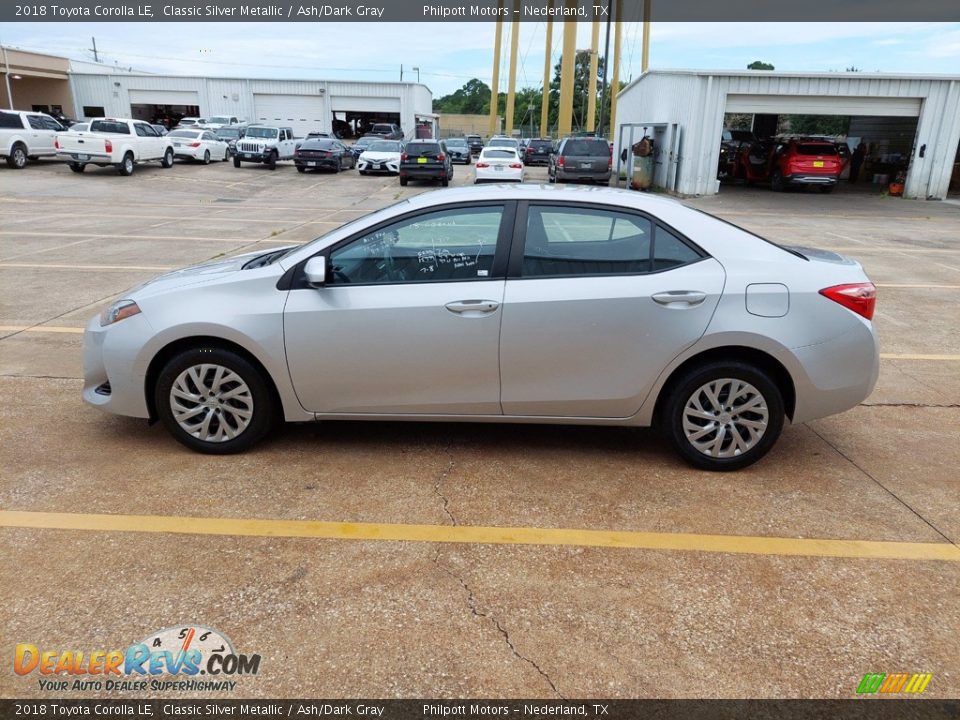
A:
[331, 96, 401, 113]
[129, 89, 200, 105]
[725, 94, 921, 117]
[253, 94, 326, 137]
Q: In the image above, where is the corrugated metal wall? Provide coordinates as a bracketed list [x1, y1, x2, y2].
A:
[617, 71, 960, 199]
[69, 73, 432, 140]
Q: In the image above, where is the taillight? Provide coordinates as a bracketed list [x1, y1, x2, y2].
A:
[557, 156, 565, 167]
[476, 162, 489, 168]
[400, 153, 407, 161]
[437, 153, 445, 161]
[608, 155, 612, 168]
[104, 139, 113, 153]
[509, 163, 522, 169]
[54, 139, 60, 150]
[189, 142, 201, 148]
[526, 147, 534, 153]
[819, 283, 877, 320]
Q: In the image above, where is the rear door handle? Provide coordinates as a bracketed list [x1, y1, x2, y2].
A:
[445, 299, 500, 316]
[652, 291, 707, 307]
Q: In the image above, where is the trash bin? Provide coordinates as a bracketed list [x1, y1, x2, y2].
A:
[630, 136, 654, 191]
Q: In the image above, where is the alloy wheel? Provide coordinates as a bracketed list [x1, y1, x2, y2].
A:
[682, 378, 769, 458]
[169, 363, 254, 442]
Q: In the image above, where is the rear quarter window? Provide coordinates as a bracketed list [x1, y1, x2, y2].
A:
[0, 112, 24, 129]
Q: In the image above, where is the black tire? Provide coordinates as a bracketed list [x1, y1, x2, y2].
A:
[203, 150, 211, 165]
[548, 170, 556, 184]
[68, 162, 86, 173]
[266, 151, 277, 170]
[117, 153, 135, 176]
[161, 148, 174, 168]
[336, 158, 343, 173]
[399, 177, 408, 186]
[296, 165, 307, 173]
[660, 360, 785, 472]
[155, 347, 277, 455]
[466, 156, 471, 166]
[441, 177, 449, 187]
[819, 185, 834, 194]
[359, 169, 367, 175]
[770, 169, 785, 192]
[6, 143, 28, 169]
[233, 155, 242, 168]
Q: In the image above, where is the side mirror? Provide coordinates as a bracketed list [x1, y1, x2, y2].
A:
[304, 256, 327, 287]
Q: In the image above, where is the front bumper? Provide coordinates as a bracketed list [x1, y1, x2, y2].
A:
[358, 159, 400, 173]
[236, 151, 269, 163]
[82, 313, 155, 419]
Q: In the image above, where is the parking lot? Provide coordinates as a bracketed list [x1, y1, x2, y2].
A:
[1, 156, 959, 699]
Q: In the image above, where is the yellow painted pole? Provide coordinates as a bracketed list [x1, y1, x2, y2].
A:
[557, 5, 577, 137]
[642, 0, 651, 72]
[504, 3, 520, 136]
[540, 0, 554, 137]
[608, 1, 622, 141]
[586, 17, 600, 132]
[488, 7, 504, 137]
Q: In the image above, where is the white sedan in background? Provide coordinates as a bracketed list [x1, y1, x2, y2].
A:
[358, 140, 404, 175]
[475, 148, 525, 183]
[167, 129, 229, 164]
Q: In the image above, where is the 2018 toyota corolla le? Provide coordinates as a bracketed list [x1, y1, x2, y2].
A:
[83, 185, 879, 471]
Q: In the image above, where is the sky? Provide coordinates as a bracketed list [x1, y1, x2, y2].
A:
[2, 22, 959, 97]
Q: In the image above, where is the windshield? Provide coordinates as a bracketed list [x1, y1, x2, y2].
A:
[355, 137, 376, 147]
[208, 116, 232, 125]
[488, 138, 517, 147]
[245, 127, 278, 139]
[446, 139, 467, 147]
[168, 130, 200, 138]
[217, 128, 240, 138]
[564, 139, 609, 156]
[368, 141, 402, 152]
[371, 124, 394, 132]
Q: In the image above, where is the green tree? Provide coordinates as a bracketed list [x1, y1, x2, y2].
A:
[433, 78, 492, 115]
[548, 49, 607, 134]
[747, 60, 775, 70]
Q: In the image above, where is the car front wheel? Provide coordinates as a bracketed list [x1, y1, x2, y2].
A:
[155, 347, 276, 454]
[661, 361, 784, 471]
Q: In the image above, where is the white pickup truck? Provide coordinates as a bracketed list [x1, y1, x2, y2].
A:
[0, 109, 68, 169]
[56, 118, 175, 176]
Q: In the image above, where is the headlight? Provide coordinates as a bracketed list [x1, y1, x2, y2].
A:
[100, 300, 141, 327]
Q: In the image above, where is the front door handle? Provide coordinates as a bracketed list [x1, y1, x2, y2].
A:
[445, 299, 500, 316]
[652, 290, 707, 307]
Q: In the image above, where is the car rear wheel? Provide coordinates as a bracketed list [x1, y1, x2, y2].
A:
[771, 169, 785, 192]
[296, 165, 306, 173]
[661, 361, 784, 471]
[7, 143, 27, 169]
[117, 153, 135, 176]
[68, 162, 86, 173]
[819, 185, 834, 194]
[399, 177, 408, 186]
[161, 148, 174, 168]
[203, 150, 211, 165]
[156, 347, 276, 454]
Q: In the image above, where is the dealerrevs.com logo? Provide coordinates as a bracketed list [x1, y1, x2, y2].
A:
[14, 625, 261, 693]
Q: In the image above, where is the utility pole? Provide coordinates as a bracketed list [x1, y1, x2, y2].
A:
[642, 0, 651, 72]
[597, 8, 612, 139]
[400, 64, 403, 82]
[504, 0, 520, 135]
[609, 0, 623, 143]
[2, 45, 13, 109]
[540, 0, 553, 137]
[488, 1, 504, 138]
[90, 37, 100, 63]
[557, 0, 577, 138]
[586, 14, 600, 133]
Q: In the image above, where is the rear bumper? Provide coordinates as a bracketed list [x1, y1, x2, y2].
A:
[785, 174, 838, 186]
[58, 151, 110, 163]
[295, 157, 340, 169]
[399, 166, 447, 179]
[556, 168, 611, 182]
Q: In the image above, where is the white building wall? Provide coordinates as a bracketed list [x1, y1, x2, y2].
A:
[616, 70, 960, 200]
[69, 72, 433, 140]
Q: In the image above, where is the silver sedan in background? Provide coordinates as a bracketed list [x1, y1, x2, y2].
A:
[83, 186, 878, 470]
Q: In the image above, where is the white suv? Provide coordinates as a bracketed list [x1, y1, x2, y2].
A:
[0, 109, 66, 169]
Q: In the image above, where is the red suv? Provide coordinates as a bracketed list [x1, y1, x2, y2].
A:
[735, 137, 843, 193]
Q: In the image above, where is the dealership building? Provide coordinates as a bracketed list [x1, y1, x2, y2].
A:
[614, 69, 960, 200]
[66, 65, 435, 138]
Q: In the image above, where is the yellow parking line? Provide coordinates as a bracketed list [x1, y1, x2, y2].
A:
[880, 353, 960, 361]
[0, 325, 83, 334]
[0, 263, 172, 271]
[0, 510, 957, 562]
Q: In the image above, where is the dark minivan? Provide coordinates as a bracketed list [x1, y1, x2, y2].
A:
[549, 137, 612, 184]
[399, 140, 453, 186]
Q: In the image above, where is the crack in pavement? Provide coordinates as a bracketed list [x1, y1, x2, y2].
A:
[432, 548, 565, 699]
[429, 444, 564, 699]
[805, 422, 958, 546]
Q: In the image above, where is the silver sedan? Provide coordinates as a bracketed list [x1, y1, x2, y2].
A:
[83, 185, 879, 470]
